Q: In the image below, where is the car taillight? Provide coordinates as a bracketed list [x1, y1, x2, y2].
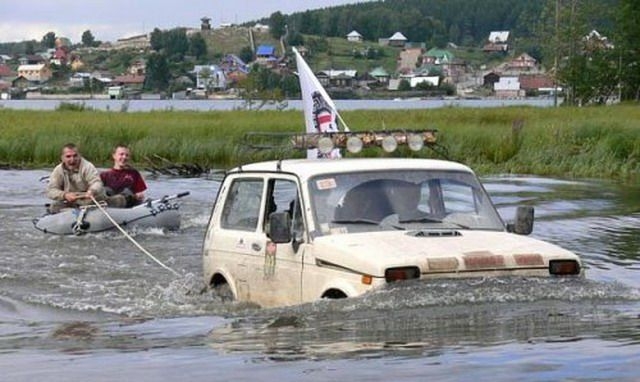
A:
[385, 267, 420, 282]
[549, 259, 581, 276]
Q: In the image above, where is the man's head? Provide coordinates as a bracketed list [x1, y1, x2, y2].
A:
[61, 143, 81, 171]
[112, 144, 131, 170]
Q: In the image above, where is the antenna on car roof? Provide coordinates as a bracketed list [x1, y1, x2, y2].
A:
[276, 159, 282, 171]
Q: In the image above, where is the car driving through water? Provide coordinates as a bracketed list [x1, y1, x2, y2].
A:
[202, 153, 583, 308]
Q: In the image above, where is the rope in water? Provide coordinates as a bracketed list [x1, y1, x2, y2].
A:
[90, 195, 181, 277]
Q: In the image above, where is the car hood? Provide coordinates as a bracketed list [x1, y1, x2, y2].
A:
[310, 229, 579, 277]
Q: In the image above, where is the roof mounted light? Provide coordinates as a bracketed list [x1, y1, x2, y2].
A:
[407, 133, 424, 151]
[346, 136, 363, 153]
[381, 135, 398, 153]
[245, 128, 439, 154]
[317, 136, 334, 154]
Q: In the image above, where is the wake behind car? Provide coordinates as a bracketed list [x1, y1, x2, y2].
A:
[202, 153, 582, 308]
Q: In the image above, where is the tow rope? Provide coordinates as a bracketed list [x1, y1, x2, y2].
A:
[90, 195, 181, 277]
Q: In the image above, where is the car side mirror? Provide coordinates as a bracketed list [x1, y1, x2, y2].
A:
[507, 206, 534, 235]
[268, 212, 292, 243]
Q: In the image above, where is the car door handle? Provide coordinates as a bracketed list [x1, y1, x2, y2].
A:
[251, 243, 262, 251]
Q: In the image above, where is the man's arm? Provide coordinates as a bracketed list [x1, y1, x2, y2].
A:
[45, 165, 66, 201]
[83, 161, 104, 197]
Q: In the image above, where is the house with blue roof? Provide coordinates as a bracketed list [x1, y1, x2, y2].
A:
[256, 45, 277, 66]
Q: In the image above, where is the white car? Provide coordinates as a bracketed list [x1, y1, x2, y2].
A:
[202, 158, 582, 308]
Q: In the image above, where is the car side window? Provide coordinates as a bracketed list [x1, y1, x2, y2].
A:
[221, 178, 263, 231]
[265, 179, 303, 234]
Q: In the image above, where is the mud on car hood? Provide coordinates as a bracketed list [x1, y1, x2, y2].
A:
[310, 230, 580, 277]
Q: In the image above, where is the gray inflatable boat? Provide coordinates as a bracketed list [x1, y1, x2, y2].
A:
[33, 192, 189, 235]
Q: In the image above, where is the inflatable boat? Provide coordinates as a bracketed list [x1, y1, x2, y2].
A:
[33, 192, 189, 235]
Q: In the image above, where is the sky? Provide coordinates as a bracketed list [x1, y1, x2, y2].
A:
[0, 0, 369, 43]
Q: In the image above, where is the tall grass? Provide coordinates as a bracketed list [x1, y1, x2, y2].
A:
[1, 105, 640, 182]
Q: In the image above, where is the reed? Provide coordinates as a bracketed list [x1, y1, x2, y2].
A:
[1, 105, 639, 182]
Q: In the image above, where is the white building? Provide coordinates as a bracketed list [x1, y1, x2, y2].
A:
[494, 76, 523, 98]
[346, 30, 363, 42]
[193, 65, 226, 91]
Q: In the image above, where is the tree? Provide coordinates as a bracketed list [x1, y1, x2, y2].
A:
[144, 53, 170, 91]
[81, 30, 95, 47]
[287, 31, 305, 47]
[269, 11, 287, 39]
[536, 0, 619, 105]
[150, 28, 164, 51]
[398, 79, 411, 91]
[189, 33, 208, 61]
[42, 32, 56, 49]
[239, 46, 254, 63]
[107, 50, 134, 75]
[198, 67, 212, 93]
[164, 28, 189, 60]
[25, 40, 36, 55]
[617, 0, 640, 100]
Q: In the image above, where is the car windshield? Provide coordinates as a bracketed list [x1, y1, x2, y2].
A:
[308, 169, 505, 236]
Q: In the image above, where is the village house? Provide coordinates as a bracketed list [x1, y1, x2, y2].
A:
[192, 64, 226, 91]
[49, 37, 71, 66]
[0, 64, 15, 80]
[128, 59, 146, 76]
[252, 23, 270, 33]
[583, 29, 614, 51]
[346, 30, 363, 42]
[111, 74, 145, 94]
[399, 73, 440, 88]
[483, 71, 500, 88]
[255, 45, 278, 66]
[507, 53, 538, 72]
[423, 48, 453, 65]
[519, 74, 556, 95]
[494, 76, 523, 98]
[70, 56, 85, 71]
[17, 64, 52, 83]
[316, 69, 358, 88]
[18, 55, 45, 66]
[219, 54, 249, 85]
[0, 64, 14, 97]
[113, 34, 150, 50]
[483, 31, 510, 53]
[369, 67, 390, 85]
[68, 72, 111, 89]
[422, 47, 465, 83]
[387, 32, 408, 47]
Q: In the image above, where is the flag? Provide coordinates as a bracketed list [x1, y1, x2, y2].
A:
[293, 47, 348, 159]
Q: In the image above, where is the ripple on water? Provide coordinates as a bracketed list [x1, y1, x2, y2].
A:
[205, 277, 640, 360]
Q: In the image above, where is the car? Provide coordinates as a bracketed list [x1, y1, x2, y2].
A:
[202, 154, 583, 308]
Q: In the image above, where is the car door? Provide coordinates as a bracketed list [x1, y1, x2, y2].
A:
[246, 176, 306, 307]
[212, 176, 265, 302]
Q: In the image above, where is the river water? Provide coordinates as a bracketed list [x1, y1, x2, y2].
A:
[1, 170, 640, 381]
[0, 98, 556, 112]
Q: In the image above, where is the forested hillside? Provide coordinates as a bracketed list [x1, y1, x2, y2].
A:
[274, 0, 617, 62]
[289, 0, 543, 46]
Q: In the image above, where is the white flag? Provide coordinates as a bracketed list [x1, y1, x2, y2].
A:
[293, 47, 348, 159]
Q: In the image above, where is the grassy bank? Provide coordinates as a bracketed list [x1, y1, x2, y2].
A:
[1, 105, 640, 182]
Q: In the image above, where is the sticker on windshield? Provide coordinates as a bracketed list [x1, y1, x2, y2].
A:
[316, 178, 337, 190]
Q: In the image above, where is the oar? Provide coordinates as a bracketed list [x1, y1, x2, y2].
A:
[89, 195, 181, 277]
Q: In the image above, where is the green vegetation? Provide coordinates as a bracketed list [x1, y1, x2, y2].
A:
[2, 0, 637, 104]
[1, 105, 640, 183]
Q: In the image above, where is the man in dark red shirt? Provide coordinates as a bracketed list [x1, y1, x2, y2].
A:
[101, 144, 147, 208]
